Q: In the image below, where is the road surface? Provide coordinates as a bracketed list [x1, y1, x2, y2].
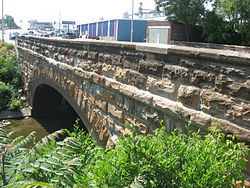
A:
[2, 29, 22, 45]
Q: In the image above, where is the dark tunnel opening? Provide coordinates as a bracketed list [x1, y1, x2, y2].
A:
[32, 84, 88, 134]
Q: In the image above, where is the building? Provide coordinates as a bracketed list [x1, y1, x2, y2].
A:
[77, 19, 147, 42]
[146, 21, 203, 44]
[29, 20, 54, 31]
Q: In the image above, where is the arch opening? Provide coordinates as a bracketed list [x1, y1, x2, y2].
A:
[32, 84, 88, 134]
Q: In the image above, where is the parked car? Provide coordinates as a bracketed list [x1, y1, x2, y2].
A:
[62, 33, 77, 39]
[9, 32, 20, 40]
[23, 30, 39, 36]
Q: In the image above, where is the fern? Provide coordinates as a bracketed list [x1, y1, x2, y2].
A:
[0, 126, 65, 187]
[6, 181, 55, 188]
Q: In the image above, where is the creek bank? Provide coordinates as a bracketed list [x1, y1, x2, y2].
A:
[0, 107, 31, 120]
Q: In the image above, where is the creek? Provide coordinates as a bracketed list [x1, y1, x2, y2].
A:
[1, 113, 81, 141]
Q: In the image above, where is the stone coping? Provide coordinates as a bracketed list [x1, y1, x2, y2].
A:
[19, 36, 250, 66]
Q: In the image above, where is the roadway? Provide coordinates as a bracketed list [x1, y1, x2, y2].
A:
[2, 29, 22, 45]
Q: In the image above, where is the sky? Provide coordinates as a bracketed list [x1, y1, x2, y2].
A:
[2, 0, 156, 29]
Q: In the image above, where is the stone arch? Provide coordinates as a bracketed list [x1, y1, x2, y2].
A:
[29, 75, 91, 133]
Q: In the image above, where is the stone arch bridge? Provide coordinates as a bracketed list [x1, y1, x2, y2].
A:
[17, 36, 250, 146]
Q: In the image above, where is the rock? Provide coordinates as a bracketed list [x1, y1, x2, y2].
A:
[148, 78, 177, 101]
[177, 85, 200, 108]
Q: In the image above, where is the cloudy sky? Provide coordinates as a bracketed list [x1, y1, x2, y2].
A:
[3, 0, 156, 28]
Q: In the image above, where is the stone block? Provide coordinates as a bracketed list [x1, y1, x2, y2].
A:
[101, 64, 117, 78]
[108, 103, 123, 120]
[177, 85, 201, 108]
[77, 51, 88, 59]
[87, 93, 96, 105]
[112, 55, 122, 66]
[115, 69, 147, 89]
[200, 90, 233, 115]
[103, 89, 123, 107]
[124, 113, 149, 134]
[92, 74, 106, 86]
[88, 52, 98, 62]
[95, 98, 108, 112]
[90, 83, 104, 96]
[122, 58, 138, 70]
[77, 89, 83, 107]
[191, 70, 216, 87]
[163, 64, 190, 83]
[147, 77, 178, 101]
[139, 60, 163, 77]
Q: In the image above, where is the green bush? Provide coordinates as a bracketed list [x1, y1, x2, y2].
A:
[0, 53, 22, 88]
[9, 98, 23, 111]
[0, 81, 13, 108]
[0, 42, 23, 109]
[0, 123, 248, 188]
[0, 41, 14, 50]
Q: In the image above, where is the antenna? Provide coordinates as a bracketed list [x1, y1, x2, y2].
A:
[138, 2, 143, 19]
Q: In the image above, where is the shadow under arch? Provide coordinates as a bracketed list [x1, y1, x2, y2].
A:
[29, 75, 91, 134]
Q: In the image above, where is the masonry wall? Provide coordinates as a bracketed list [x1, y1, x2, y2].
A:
[17, 36, 250, 145]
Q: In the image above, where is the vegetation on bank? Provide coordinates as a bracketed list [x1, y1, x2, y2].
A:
[0, 41, 23, 110]
[0, 122, 248, 187]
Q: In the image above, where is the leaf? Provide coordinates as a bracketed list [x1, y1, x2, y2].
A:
[6, 181, 55, 188]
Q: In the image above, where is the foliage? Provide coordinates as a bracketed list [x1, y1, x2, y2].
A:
[0, 48, 22, 88]
[0, 41, 14, 51]
[0, 121, 248, 188]
[200, 10, 240, 44]
[0, 82, 13, 108]
[216, 0, 250, 45]
[9, 98, 23, 111]
[82, 127, 248, 187]
[155, 0, 208, 40]
[154, 0, 250, 45]
[0, 15, 19, 29]
[0, 125, 64, 187]
[0, 41, 22, 109]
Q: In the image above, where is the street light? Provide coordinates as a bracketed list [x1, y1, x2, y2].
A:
[130, 0, 134, 42]
[1, 0, 4, 42]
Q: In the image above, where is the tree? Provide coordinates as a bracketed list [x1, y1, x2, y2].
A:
[155, 0, 208, 41]
[200, 10, 240, 44]
[217, 0, 250, 45]
[0, 15, 19, 29]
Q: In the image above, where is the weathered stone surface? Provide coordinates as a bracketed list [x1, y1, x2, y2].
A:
[147, 77, 178, 101]
[95, 98, 107, 112]
[122, 58, 138, 70]
[100, 63, 117, 78]
[200, 89, 250, 125]
[115, 69, 147, 89]
[177, 85, 200, 108]
[163, 65, 189, 83]
[108, 103, 123, 120]
[88, 52, 98, 61]
[139, 60, 163, 76]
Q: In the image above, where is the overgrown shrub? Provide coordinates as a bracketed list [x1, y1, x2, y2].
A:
[0, 81, 13, 108]
[0, 41, 14, 50]
[0, 53, 22, 88]
[9, 98, 23, 111]
[0, 123, 248, 188]
[0, 41, 22, 109]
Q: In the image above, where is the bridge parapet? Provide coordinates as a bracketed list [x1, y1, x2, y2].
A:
[17, 36, 250, 145]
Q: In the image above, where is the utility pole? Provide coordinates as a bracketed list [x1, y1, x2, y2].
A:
[1, 0, 4, 41]
[59, 11, 61, 34]
[130, 0, 134, 42]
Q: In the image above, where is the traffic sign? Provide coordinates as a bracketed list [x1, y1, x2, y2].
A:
[62, 21, 75, 25]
